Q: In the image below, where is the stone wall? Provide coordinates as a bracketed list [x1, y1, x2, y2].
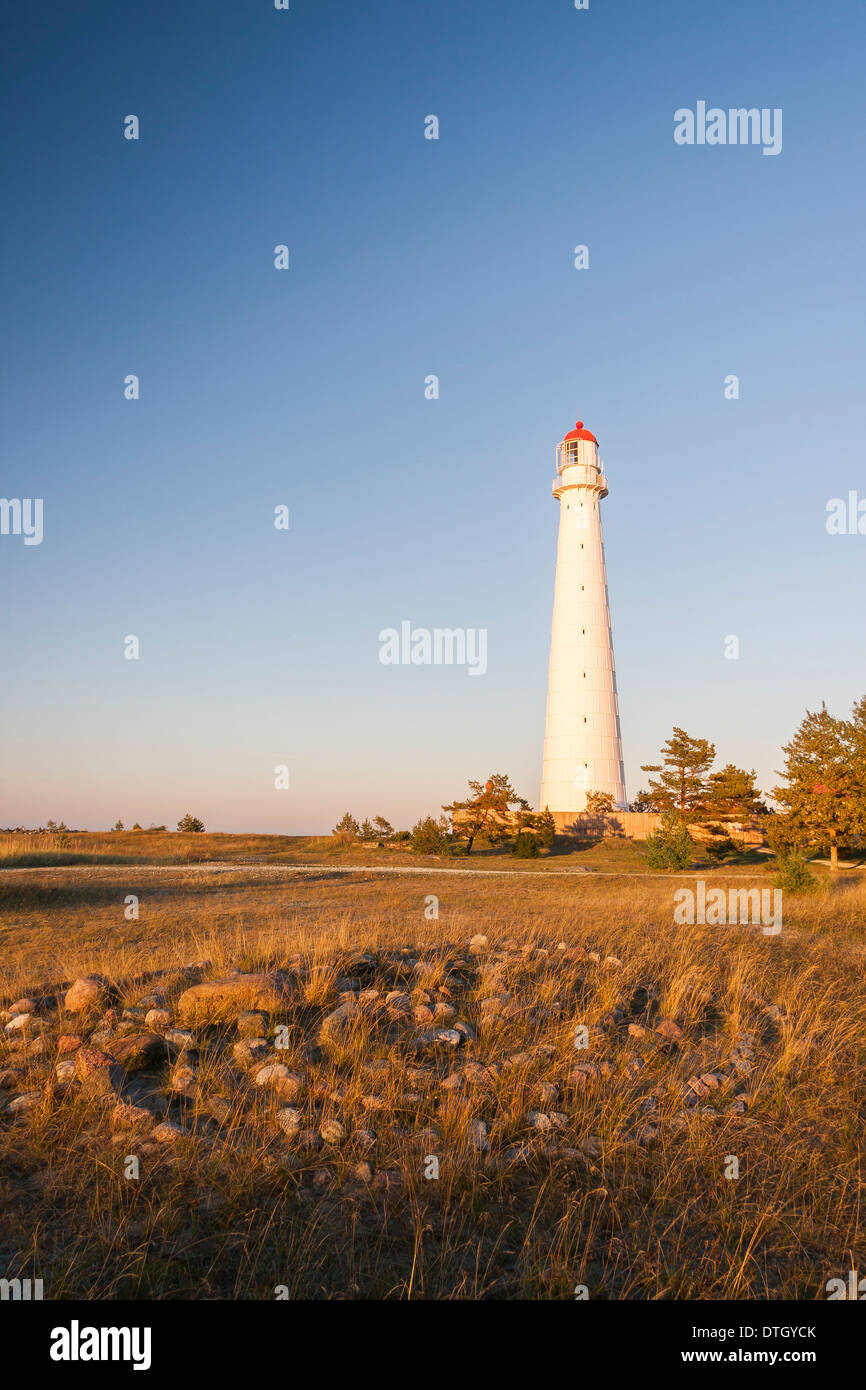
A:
[551, 810, 662, 840]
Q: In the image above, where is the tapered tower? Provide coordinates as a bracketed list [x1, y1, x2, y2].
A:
[540, 419, 626, 816]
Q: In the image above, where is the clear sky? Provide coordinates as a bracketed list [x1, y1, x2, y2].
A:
[1, 0, 864, 832]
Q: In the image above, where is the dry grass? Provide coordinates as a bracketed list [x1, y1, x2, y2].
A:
[0, 858, 864, 1300]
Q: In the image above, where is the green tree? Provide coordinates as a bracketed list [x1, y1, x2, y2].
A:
[771, 704, 858, 871]
[585, 790, 615, 815]
[332, 812, 360, 843]
[641, 728, 716, 819]
[372, 816, 394, 840]
[536, 806, 556, 849]
[645, 809, 693, 871]
[444, 773, 529, 855]
[177, 813, 205, 833]
[511, 830, 540, 858]
[112, 820, 124, 832]
[358, 818, 377, 842]
[845, 695, 866, 842]
[773, 848, 817, 894]
[410, 815, 451, 855]
[706, 764, 766, 822]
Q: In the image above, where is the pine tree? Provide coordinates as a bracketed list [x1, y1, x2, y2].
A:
[706, 764, 766, 823]
[443, 773, 528, 855]
[645, 809, 693, 870]
[771, 704, 857, 870]
[640, 728, 716, 818]
[536, 806, 556, 849]
[332, 812, 360, 842]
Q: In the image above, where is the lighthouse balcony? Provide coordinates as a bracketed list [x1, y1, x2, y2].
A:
[553, 467, 608, 498]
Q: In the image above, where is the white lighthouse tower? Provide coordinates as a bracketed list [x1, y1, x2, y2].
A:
[540, 419, 627, 819]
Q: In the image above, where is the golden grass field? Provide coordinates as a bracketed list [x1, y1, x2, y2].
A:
[1, 832, 864, 1300]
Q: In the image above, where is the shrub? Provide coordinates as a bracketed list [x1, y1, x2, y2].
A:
[645, 810, 693, 871]
[511, 831, 540, 858]
[774, 848, 817, 894]
[177, 814, 205, 833]
[410, 815, 451, 855]
[705, 835, 743, 862]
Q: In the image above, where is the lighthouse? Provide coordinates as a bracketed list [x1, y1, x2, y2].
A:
[540, 419, 627, 819]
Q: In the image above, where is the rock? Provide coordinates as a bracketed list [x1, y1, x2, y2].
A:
[527, 1111, 553, 1132]
[203, 1096, 232, 1124]
[343, 952, 376, 974]
[627, 1023, 647, 1039]
[604, 955, 622, 969]
[57, 1034, 82, 1055]
[177, 973, 294, 1025]
[404, 1065, 434, 1087]
[467, 1118, 489, 1152]
[277, 1071, 305, 1100]
[8, 997, 38, 1015]
[318, 1001, 358, 1047]
[454, 1020, 476, 1043]
[462, 1061, 492, 1086]
[361, 1094, 388, 1111]
[55, 1059, 76, 1082]
[439, 1071, 464, 1093]
[254, 1062, 291, 1089]
[233, 1038, 270, 1067]
[579, 1135, 602, 1157]
[728, 1098, 748, 1115]
[469, 934, 489, 954]
[699, 1072, 722, 1090]
[430, 1028, 461, 1048]
[75, 1047, 116, 1080]
[355, 1129, 376, 1151]
[170, 1065, 198, 1096]
[655, 1019, 684, 1044]
[538, 1081, 560, 1105]
[237, 1010, 269, 1038]
[144, 1009, 172, 1030]
[6, 1092, 41, 1114]
[320, 1119, 347, 1144]
[298, 1129, 323, 1152]
[385, 991, 412, 1012]
[276, 1106, 303, 1135]
[433, 1002, 457, 1023]
[352, 1161, 374, 1183]
[0, 1068, 21, 1089]
[122, 1007, 146, 1023]
[635, 1124, 660, 1145]
[165, 1029, 196, 1052]
[111, 1102, 154, 1129]
[110, 1032, 165, 1071]
[4, 1013, 31, 1034]
[80, 1066, 122, 1101]
[65, 976, 108, 1013]
[152, 1120, 188, 1143]
[413, 1005, 434, 1024]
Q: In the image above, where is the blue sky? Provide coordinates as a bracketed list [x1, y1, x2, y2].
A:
[1, 0, 864, 832]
